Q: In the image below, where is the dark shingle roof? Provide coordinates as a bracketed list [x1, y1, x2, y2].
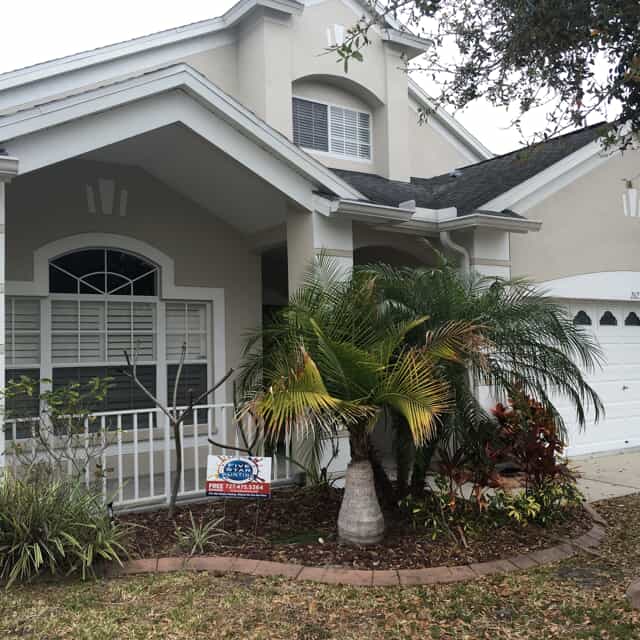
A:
[332, 122, 608, 217]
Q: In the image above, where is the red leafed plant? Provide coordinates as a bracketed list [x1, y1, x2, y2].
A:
[492, 394, 571, 491]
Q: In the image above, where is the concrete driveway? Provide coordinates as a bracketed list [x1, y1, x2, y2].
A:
[571, 449, 640, 501]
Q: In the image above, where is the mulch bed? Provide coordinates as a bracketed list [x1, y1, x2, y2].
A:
[121, 485, 593, 570]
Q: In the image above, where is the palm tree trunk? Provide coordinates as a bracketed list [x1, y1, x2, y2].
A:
[337, 459, 385, 544]
[338, 427, 384, 544]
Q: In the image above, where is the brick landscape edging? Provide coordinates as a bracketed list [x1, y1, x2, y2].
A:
[109, 504, 607, 587]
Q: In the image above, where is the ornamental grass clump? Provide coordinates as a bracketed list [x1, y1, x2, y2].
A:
[0, 471, 129, 587]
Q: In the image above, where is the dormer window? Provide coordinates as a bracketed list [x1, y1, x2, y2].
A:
[292, 97, 371, 161]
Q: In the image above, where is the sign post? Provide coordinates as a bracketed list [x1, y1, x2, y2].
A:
[206, 455, 272, 499]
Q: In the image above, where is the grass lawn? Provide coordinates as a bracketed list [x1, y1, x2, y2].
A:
[2, 494, 639, 640]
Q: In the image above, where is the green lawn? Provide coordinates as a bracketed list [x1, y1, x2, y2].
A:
[2, 494, 639, 640]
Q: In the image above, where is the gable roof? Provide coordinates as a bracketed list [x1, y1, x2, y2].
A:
[0, 63, 364, 204]
[332, 122, 607, 217]
[0, 0, 304, 93]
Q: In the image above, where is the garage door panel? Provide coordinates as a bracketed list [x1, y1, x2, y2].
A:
[560, 300, 640, 455]
[558, 399, 640, 422]
[590, 365, 640, 380]
[595, 345, 640, 365]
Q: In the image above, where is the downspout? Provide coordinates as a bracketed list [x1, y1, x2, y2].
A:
[438, 230, 470, 273]
[429, 232, 478, 401]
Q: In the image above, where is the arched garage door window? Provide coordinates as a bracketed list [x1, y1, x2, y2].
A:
[6, 248, 210, 424]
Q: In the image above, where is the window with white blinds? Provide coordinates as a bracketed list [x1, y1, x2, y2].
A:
[5, 298, 41, 366]
[51, 300, 156, 364]
[292, 97, 371, 160]
[292, 98, 329, 153]
[166, 302, 208, 362]
[5, 249, 213, 418]
[329, 106, 371, 159]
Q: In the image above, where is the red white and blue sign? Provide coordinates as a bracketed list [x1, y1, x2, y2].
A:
[206, 455, 272, 498]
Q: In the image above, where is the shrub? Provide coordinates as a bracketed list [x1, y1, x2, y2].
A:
[492, 394, 571, 490]
[489, 480, 584, 527]
[0, 472, 129, 587]
[174, 511, 227, 556]
[3, 375, 113, 483]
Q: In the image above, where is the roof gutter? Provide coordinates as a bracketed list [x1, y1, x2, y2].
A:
[317, 196, 541, 234]
[438, 212, 542, 233]
[330, 198, 416, 224]
[0, 155, 19, 180]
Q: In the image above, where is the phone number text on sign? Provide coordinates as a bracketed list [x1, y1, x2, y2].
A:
[206, 455, 272, 498]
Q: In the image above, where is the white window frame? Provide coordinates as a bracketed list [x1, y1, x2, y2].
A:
[292, 95, 373, 163]
[7, 234, 227, 408]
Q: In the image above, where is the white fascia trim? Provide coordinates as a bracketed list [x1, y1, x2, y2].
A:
[0, 156, 19, 181]
[408, 80, 493, 161]
[439, 213, 542, 233]
[391, 211, 541, 235]
[0, 0, 302, 94]
[333, 198, 415, 224]
[382, 29, 433, 59]
[0, 65, 364, 202]
[411, 206, 457, 223]
[480, 139, 612, 214]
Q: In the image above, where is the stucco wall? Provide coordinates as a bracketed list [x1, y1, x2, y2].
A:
[510, 149, 640, 283]
[408, 103, 477, 178]
[182, 44, 238, 97]
[5, 160, 262, 383]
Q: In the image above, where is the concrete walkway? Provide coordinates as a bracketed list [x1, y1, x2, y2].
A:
[572, 449, 640, 501]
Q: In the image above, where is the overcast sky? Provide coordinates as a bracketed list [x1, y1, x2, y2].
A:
[1, 0, 554, 155]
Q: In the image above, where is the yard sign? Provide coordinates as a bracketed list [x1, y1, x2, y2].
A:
[206, 455, 272, 498]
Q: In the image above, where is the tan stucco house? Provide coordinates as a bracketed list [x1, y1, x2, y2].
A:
[0, 0, 637, 506]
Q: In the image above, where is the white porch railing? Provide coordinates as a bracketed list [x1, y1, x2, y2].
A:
[3, 404, 298, 511]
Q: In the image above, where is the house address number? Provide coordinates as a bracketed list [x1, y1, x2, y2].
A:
[632, 291, 640, 300]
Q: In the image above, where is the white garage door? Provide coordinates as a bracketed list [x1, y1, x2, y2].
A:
[559, 301, 640, 455]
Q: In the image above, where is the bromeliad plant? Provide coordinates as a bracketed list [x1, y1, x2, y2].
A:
[240, 260, 480, 545]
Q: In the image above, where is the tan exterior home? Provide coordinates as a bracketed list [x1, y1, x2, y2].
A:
[0, 0, 637, 507]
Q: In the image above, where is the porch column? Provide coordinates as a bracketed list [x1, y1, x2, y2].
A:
[469, 229, 511, 279]
[286, 207, 354, 295]
[0, 155, 19, 474]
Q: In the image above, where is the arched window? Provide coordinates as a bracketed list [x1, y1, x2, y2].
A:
[573, 310, 592, 326]
[599, 311, 618, 326]
[6, 247, 211, 425]
[50, 248, 158, 296]
[625, 311, 640, 326]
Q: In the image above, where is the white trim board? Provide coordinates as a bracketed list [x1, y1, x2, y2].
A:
[0, 0, 303, 113]
[0, 65, 364, 208]
[541, 271, 640, 303]
[408, 80, 493, 162]
[480, 139, 614, 215]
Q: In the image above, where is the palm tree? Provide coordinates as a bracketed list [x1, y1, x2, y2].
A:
[365, 260, 605, 494]
[239, 260, 477, 544]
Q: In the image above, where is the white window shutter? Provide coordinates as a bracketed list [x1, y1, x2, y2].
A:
[52, 300, 79, 363]
[6, 298, 41, 366]
[292, 98, 329, 152]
